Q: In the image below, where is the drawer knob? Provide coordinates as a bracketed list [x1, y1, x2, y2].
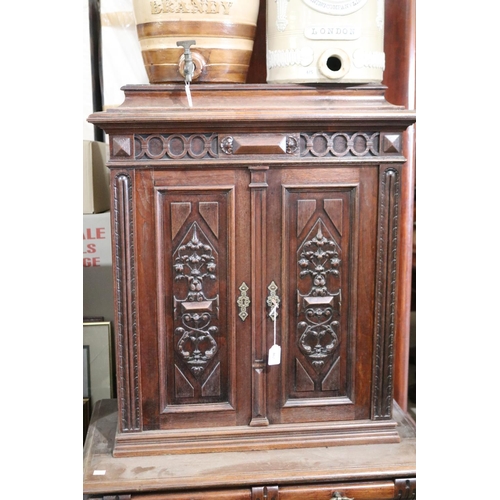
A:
[331, 492, 354, 500]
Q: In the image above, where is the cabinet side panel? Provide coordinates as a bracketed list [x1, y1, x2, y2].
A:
[112, 170, 142, 432]
[372, 166, 401, 419]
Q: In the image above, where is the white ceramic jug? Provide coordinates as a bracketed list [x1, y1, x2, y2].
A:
[266, 0, 385, 83]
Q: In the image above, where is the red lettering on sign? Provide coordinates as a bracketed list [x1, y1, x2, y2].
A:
[83, 227, 106, 240]
[83, 243, 96, 254]
[83, 257, 101, 267]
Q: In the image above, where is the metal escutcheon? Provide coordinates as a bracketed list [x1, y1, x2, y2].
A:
[266, 281, 280, 320]
[237, 282, 251, 321]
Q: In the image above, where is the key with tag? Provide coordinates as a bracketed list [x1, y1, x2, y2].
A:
[268, 301, 281, 366]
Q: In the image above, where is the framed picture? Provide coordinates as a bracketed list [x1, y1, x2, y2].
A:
[83, 345, 91, 399]
[83, 398, 91, 445]
[83, 321, 114, 406]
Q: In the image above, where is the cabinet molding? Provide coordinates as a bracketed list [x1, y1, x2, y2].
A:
[112, 171, 141, 433]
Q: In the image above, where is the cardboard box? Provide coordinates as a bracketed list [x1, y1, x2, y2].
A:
[83, 140, 110, 214]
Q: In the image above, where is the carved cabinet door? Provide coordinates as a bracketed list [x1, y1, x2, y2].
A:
[140, 167, 253, 430]
[264, 164, 380, 425]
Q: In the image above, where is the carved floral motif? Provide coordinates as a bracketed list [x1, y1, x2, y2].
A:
[173, 223, 219, 376]
[297, 220, 341, 371]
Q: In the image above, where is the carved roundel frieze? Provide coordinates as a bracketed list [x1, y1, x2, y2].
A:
[166, 134, 189, 160]
[134, 136, 146, 159]
[350, 132, 371, 156]
[300, 132, 379, 157]
[331, 133, 350, 156]
[147, 135, 166, 159]
[188, 134, 211, 159]
[134, 134, 218, 160]
[134, 134, 167, 160]
[310, 133, 331, 157]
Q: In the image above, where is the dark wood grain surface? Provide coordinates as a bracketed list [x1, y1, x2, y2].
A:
[83, 399, 415, 497]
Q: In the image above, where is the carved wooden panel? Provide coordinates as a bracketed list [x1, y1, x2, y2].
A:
[286, 189, 352, 400]
[156, 187, 233, 410]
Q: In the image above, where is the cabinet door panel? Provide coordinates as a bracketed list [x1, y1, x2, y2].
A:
[286, 187, 352, 400]
[153, 169, 252, 429]
[267, 166, 378, 424]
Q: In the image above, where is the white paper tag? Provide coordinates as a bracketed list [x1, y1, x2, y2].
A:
[268, 344, 281, 365]
[93, 470, 106, 476]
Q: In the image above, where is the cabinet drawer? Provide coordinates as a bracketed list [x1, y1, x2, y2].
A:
[131, 489, 252, 499]
[278, 480, 395, 500]
[123, 479, 412, 500]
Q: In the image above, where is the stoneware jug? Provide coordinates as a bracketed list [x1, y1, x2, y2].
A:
[132, 0, 261, 83]
[266, 0, 385, 83]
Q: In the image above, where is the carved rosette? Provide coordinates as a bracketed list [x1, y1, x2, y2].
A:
[173, 223, 219, 377]
[286, 135, 299, 154]
[297, 220, 341, 372]
[220, 136, 234, 155]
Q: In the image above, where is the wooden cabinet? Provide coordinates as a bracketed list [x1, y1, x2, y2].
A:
[88, 84, 415, 459]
